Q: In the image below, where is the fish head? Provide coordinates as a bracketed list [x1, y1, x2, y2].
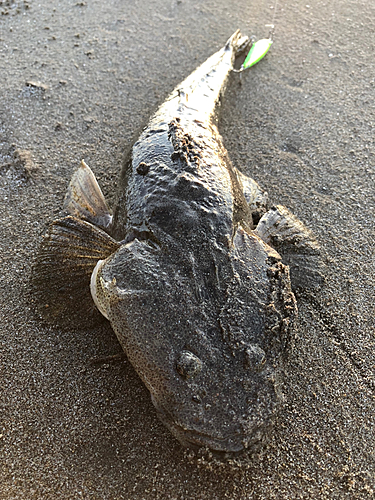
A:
[91, 233, 295, 457]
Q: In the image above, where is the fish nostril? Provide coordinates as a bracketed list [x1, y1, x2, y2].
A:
[176, 350, 202, 379]
[244, 345, 266, 371]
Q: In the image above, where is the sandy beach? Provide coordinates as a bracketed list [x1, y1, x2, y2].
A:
[1, 0, 374, 498]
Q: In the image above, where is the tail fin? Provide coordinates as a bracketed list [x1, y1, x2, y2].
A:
[225, 30, 250, 55]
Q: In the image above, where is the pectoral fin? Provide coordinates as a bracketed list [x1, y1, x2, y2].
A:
[255, 206, 325, 290]
[32, 216, 120, 327]
[32, 160, 120, 327]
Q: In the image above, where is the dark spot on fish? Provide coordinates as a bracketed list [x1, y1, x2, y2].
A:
[176, 350, 203, 379]
[136, 162, 150, 176]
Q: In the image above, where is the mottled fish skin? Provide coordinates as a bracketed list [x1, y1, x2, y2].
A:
[112, 30, 253, 243]
[92, 30, 298, 457]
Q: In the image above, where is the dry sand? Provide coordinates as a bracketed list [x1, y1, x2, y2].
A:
[1, 0, 374, 498]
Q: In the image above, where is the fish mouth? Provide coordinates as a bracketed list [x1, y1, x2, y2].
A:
[152, 398, 267, 458]
[168, 422, 249, 458]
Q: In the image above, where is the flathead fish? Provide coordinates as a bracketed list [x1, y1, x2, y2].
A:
[33, 30, 322, 458]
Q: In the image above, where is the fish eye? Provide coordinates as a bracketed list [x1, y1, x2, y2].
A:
[176, 350, 202, 379]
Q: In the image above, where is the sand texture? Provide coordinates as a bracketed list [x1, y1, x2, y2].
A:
[0, 0, 374, 498]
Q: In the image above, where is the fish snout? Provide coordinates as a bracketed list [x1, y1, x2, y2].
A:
[151, 393, 268, 458]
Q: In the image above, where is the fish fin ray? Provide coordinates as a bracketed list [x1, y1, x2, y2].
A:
[254, 205, 325, 290]
[63, 160, 113, 230]
[32, 216, 120, 327]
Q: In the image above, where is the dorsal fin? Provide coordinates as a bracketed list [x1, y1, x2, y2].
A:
[63, 160, 112, 230]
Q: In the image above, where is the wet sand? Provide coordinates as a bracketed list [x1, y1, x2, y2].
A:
[1, 0, 374, 498]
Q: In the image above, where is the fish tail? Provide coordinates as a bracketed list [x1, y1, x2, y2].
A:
[225, 30, 250, 56]
[32, 162, 120, 328]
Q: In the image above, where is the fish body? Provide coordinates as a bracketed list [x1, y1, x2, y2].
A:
[34, 31, 321, 457]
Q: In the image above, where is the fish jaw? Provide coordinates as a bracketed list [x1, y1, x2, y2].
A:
[151, 370, 282, 459]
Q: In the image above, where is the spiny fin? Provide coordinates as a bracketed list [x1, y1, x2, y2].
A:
[254, 205, 325, 290]
[64, 160, 112, 230]
[32, 216, 120, 328]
